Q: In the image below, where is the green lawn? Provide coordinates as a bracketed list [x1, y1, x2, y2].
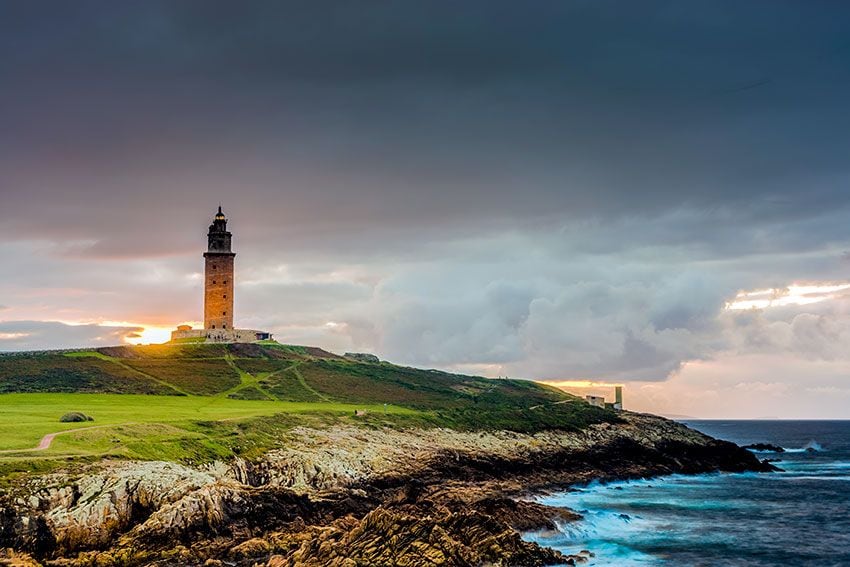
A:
[0, 393, 414, 454]
[0, 342, 619, 472]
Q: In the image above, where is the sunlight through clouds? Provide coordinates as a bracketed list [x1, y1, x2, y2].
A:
[725, 283, 850, 310]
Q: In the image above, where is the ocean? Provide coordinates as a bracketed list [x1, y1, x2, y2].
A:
[524, 420, 850, 566]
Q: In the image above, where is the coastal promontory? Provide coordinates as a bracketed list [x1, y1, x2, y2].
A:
[0, 343, 773, 566]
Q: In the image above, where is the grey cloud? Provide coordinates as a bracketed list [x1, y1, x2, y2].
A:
[372, 280, 535, 367]
[3, 1, 850, 260]
[721, 297, 850, 362]
[0, 321, 142, 351]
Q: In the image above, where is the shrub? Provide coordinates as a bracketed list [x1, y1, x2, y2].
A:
[59, 412, 94, 423]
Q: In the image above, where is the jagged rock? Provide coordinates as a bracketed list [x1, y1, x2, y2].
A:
[470, 497, 581, 532]
[263, 556, 287, 567]
[229, 537, 270, 558]
[0, 548, 41, 566]
[0, 412, 772, 565]
[267, 506, 571, 567]
[42, 462, 220, 553]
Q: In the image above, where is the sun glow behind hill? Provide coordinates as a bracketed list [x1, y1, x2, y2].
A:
[99, 321, 201, 345]
[545, 380, 622, 389]
[124, 326, 174, 345]
[545, 380, 622, 401]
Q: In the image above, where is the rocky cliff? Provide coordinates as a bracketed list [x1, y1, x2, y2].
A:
[0, 412, 773, 566]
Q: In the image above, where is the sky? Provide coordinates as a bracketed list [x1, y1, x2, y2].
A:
[2, 1, 850, 418]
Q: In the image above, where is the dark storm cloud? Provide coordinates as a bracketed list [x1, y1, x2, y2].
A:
[2, 0, 850, 257]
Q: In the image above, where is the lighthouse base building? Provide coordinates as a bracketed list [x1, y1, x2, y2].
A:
[170, 327, 272, 343]
[170, 207, 273, 344]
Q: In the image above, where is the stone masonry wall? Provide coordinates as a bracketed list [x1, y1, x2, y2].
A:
[204, 253, 234, 330]
[170, 329, 271, 343]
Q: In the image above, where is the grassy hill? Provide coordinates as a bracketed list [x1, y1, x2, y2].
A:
[0, 342, 616, 472]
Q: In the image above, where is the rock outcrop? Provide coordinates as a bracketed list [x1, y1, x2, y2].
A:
[262, 506, 574, 567]
[0, 412, 773, 566]
[343, 352, 381, 363]
[743, 443, 785, 453]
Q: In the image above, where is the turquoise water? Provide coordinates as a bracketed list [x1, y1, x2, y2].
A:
[524, 420, 850, 566]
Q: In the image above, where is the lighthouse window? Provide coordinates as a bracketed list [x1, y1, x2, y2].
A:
[223, 324, 227, 329]
[212, 280, 217, 284]
[223, 294, 227, 299]
[223, 311, 227, 315]
[211, 325, 216, 329]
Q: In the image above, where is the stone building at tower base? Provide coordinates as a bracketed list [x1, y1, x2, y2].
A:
[170, 326, 273, 344]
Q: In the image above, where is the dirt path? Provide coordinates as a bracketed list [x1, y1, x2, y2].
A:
[65, 352, 190, 396]
[0, 423, 134, 454]
[528, 399, 575, 411]
[34, 432, 59, 450]
[291, 364, 331, 402]
[221, 355, 279, 401]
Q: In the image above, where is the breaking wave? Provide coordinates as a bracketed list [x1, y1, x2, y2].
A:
[783, 440, 825, 453]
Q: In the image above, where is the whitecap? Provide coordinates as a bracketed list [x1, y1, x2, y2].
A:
[783, 440, 826, 453]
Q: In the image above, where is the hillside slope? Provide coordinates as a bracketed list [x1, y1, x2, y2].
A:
[0, 342, 613, 433]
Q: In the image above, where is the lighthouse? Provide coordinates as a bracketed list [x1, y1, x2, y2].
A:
[203, 206, 235, 330]
[169, 207, 272, 344]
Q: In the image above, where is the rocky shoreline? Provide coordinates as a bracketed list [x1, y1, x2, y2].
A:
[0, 412, 774, 566]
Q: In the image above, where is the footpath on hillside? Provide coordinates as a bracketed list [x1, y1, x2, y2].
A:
[0, 423, 133, 454]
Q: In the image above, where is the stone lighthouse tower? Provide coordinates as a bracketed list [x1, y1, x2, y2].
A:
[170, 207, 272, 343]
[203, 206, 235, 330]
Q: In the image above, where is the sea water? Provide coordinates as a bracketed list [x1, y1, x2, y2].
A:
[524, 420, 850, 566]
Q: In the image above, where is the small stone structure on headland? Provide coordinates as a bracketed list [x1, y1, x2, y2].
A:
[584, 385, 624, 411]
[170, 207, 273, 344]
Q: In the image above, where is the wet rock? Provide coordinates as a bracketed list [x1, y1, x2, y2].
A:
[470, 497, 581, 532]
[743, 443, 785, 453]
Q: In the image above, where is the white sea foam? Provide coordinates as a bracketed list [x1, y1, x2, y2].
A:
[777, 475, 850, 481]
[782, 440, 825, 453]
[526, 507, 659, 566]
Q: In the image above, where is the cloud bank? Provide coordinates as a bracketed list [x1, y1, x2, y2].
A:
[2, 1, 850, 415]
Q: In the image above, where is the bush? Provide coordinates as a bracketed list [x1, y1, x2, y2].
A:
[59, 412, 94, 423]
